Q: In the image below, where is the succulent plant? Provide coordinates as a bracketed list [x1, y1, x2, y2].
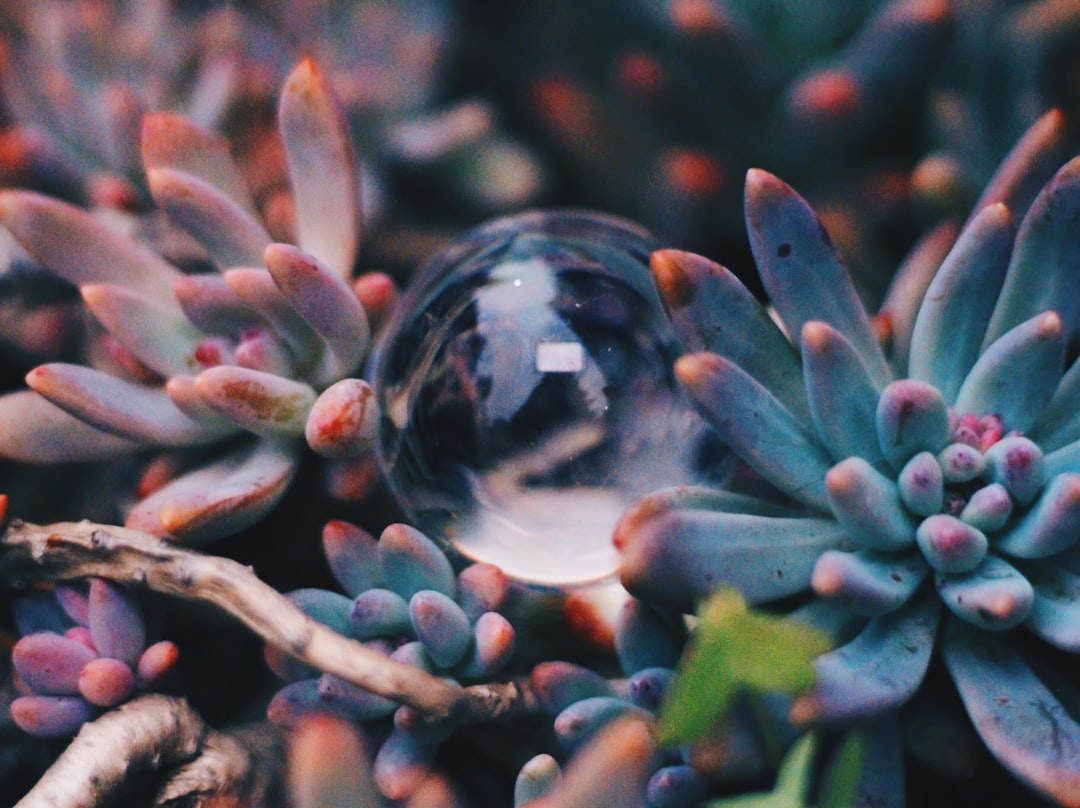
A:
[0, 59, 383, 544]
[614, 109, 1080, 804]
[8, 578, 177, 738]
[0, 0, 272, 205]
[265, 518, 518, 802]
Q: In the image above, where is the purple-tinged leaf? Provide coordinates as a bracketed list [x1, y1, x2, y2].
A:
[986, 436, 1046, 506]
[322, 520, 383, 597]
[454, 612, 515, 679]
[149, 167, 272, 268]
[224, 267, 321, 364]
[88, 579, 145, 667]
[791, 590, 939, 726]
[306, 378, 377, 458]
[878, 219, 959, 375]
[279, 59, 360, 279]
[10, 695, 94, 738]
[650, 249, 809, 422]
[268, 679, 331, 726]
[174, 274, 263, 337]
[135, 641, 179, 689]
[554, 697, 651, 749]
[26, 363, 229, 445]
[875, 380, 950, 471]
[811, 549, 928, 616]
[0, 191, 182, 309]
[124, 438, 299, 544]
[645, 765, 710, 808]
[530, 661, 619, 717]
[77, 657, 135, 707]
[457, 563, 510, 623]
[915, 516, 988, 574]
[936, 556, 1034, 630]
[908, 204, 1013, 404]
[675, 353, 833, 510]
[81, 283, 203, 377]
[995, 473, 1080, 558]
[317, 674, 398, 721]
[141, 112, 256, 213]
[194, 365, 315, 437]
[802, 321, 884, 464]
[13, 632, 97, 695]
[971, 108, 1069, 224]
[943, 618, 1080, 804]
[264, 243, 370, 383]
[627, 668, 674, 712]
[13, 591, 74, 636]
[614, 599, 686, 674]
[372, 728, 436, 802]
[744, 168, 889, 387]
[955, 311, 1063, 434]
[986, 156, 1080, 345]
[379, 523, 457, 600]
[164, 375, 239, 429]
[235, 328, 294, 377]
[615, 498, 854, 610]
[409, 590, 471, 669]
[0, 391, 138, 462]
[349, 589, 412, 639]
[55, 583, 90, 627]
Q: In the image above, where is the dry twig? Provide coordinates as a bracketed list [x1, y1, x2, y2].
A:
[0, 516, 539, 730]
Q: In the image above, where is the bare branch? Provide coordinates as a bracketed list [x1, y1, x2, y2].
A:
[0, 518, 540, 730]
[156, 723, 285, 807]
[14, 694, 205, 808]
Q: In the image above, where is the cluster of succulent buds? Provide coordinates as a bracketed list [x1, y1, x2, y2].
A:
[9, 579, 176, 738]
[267, 519, 517, 801]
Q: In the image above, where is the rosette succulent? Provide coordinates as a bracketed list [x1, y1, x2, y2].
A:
[614, 110, 1080, 804]
[0, 59, 380, 544]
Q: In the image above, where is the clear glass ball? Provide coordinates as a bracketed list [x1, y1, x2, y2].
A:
[370, 210, 723, 586]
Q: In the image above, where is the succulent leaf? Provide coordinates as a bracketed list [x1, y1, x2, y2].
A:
[811, 549, 928, 616]
[791, 590, 939, 726]
[953, 311, 1063, 432]
[985, 156, 1080, 346]
[279, 58, 360, 280]
[378, 523, 457, 600]
[349, 589, 412, 639]
[994, 473, 1080, 558]
[194, 365, 316, 437]
[744, 168, 890, 388]
[10, 696, 94, 738]
[943, 619, 1080, 804]
[616, 498, 854, 610]
[936, 556, 1035, 630]
[825, 457, 916, 551]
[173, 274, 263, 337]
[26, 363, 230, 445]
[263, 243, 370, 383]
[802, 321, 884, 463]
[971, 108, 1068, 220]
[140, 112, 257, 214]
[87, 579, 145, 667]
[322, 520, 383, 597]
[675, 352, 833, 509]
[650, 249, 810, 422]
[907, 203, 1014, 403]
[124, 437, 299, 543]
[0, 390, 138, 462]
[13, 633, 97, 695]
[1024, 562, 1080, 651]
[147, 167, 272, 268]
[0, 190, 182, 309]
[81, 283, 204, 377]
[875, 379, 950, 470]
[515, 754, 562, 807]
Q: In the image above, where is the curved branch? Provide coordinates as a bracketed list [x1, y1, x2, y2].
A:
[14, 695, 205, 808]
[0, 517, 540, 730]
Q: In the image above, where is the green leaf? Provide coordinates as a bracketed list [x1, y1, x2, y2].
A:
[657, 589, 831, 746]
[817, 733, 864, 808]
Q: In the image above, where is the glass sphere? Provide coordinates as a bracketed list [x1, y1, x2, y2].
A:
[370, 210, 723, 586]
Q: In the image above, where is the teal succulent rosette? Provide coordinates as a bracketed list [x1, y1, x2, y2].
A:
[615, 109, 1080, 803]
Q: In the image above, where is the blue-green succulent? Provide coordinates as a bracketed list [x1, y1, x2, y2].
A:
[614, 110, 1080, 804]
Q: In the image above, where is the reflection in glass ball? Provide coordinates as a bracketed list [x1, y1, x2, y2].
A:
[370, 210, 725, 586]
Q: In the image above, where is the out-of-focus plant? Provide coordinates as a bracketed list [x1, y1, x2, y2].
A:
[0, 59, 385, 544]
